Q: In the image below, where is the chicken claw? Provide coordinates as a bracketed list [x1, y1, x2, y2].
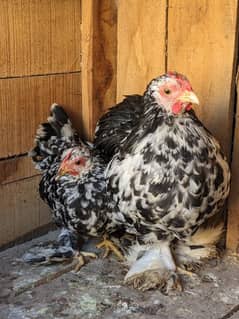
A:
[74, 251, 97, 272]
[96, 235, 125, 261]
[176, 266, 198, 278]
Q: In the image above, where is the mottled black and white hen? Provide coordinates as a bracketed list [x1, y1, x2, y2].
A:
[26, 104, 123, 266]
[105, 72, 230, 292]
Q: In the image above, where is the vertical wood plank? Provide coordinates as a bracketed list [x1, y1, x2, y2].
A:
[167, 0, 238, 156]
[81, 0, 117, 138]
[92, 0, 118, 124]
[117, 0, 167, 100]
[81, 0, 94, 138]
[227, 71, 239, 252]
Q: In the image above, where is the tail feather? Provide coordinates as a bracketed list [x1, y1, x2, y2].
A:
[29, 103, 78, 171]
[186, 224, 223, 247]
[47, 103, 74, 138]
[173, 224, 224, 267]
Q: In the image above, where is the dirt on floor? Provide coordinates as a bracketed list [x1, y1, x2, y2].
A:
[0, 230, 239, 319]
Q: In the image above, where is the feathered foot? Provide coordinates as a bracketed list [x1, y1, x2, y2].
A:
[126, 269, 182, 294]
[124, 243, 182, 294]
[173, 224, 223, 274]
[96, 235, 125, 261]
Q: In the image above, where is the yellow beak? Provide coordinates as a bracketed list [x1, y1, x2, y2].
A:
[55, 167, 67, 180]
[178, 91, 200, 105]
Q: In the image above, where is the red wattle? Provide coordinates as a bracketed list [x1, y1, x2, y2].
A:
[172, 102, 183, 114]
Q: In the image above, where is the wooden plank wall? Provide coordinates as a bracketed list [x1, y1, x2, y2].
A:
[0, 0, 82, 246]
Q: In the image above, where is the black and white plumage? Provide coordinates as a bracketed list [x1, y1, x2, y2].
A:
[27, 104, 118, 263]
[104, 72, 230, 292]
[94, 95, 144, 161]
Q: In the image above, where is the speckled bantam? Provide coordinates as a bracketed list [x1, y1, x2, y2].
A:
[103, 72, 231, 293]
[26, 104, 124, 266]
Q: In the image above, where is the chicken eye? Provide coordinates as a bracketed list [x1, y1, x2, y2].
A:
[164, 88, 171, 95]
[75, 160, 81, 165]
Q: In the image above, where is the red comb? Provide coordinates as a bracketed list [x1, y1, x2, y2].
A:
[167, 71, 192, 90]
[62, 149, 73, 163]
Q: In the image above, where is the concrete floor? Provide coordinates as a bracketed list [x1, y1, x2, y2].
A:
[0, 231, 239, 319]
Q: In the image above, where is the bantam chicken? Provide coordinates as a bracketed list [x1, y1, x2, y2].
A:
[104, 72, 230, 293]
[26, 104, 123, 266]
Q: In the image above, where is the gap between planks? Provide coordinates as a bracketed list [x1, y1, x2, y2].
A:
[1, 173, 41, 186]
[164, 0, 169, 72]
[0, 153, 28, 162]
[0, 70, 81, 81]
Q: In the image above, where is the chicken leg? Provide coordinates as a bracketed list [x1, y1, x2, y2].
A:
[96, 235, 125, 261]
[124, 242, 182, 293]
[23, 228, 97, 270]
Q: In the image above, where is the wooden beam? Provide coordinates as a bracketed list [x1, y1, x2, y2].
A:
[92, 0, 118, 122]
[81, 0, 94, 139]
[227, 69, 239, 253]
[81, 0, 117, 139]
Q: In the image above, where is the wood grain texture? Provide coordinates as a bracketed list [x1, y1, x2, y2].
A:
[81, 0, 94, 139]
[227, 71, 239, 252]
[0, 175, 51, 246]
[0, 73, 82, 158]
[81, 0, 118, 138]
[167, 0, 238, 155]
[92, 0, 118, 126]
[0, 156, 38, 185]
[0, 0, 81, 77]
[117, 0, 166, 100]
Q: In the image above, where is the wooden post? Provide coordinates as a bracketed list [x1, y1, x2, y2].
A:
[227, 69, 239, 253]
[81, 0, 117, 139]
[81, 0, 94, 139]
